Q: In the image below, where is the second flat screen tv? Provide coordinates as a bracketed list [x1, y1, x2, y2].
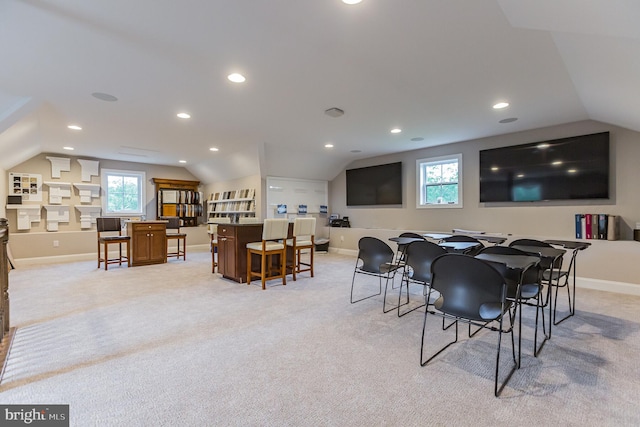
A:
[479, 132, 610, 203]
[346, 162, 402, 206]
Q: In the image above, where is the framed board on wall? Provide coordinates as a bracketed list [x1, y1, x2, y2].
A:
[9, 172, 42, 202]
[266, 177, 327, 218]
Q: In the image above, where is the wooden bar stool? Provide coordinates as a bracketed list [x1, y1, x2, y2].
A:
[246, 218, 289, 289]
[286, 217, 316, 281]
[165, 217, 186, 261]
[97, 217, 130, 270]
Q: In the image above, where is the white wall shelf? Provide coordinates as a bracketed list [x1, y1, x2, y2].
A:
[43, 181, 72, 204]
[46, 156, 71, 178]
[77, 159, 99, 182]
[6, 205, 41, 230]
[73, 183, 101, 203]
[75, 205, 102, 229]
[43, 205, 70, 231]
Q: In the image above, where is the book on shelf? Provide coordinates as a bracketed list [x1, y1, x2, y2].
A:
[574, 214, 582, 239]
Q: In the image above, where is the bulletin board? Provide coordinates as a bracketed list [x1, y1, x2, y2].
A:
[266, 177, 327, 218]
[9, 172, 42, 202]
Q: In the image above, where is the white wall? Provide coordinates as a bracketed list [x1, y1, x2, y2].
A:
[328, 120, 640, 287]
[6, 153, 209, 259]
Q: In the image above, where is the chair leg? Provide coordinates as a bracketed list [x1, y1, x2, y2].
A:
[291, 248, 297, 281]
[247, 250, 252, 285]
[281, 248, 286, 286]
[350, 270, 383, 304]
[261, 251, 267, 290]
[104, 242, 109, 271]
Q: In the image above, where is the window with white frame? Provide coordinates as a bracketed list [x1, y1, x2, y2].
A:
[416, 154, 462, 208]
[101, 169, 146, 216]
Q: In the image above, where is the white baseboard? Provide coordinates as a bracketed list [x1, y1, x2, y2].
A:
[328, 248, 640, 296]
[13, 244, 211, 268]
[576, 277, 640, 296]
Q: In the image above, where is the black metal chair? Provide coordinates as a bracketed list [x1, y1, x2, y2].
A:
[398, 241, 447, 317]
[420, 254, 517, 397]
[477, 245, 547, 361]
[394, 232, 426, 263]
[350, 237, 401, 313]
[509, 239, 569, 327]
[97, 217, 130, 270]
[441, 235, 485, 256]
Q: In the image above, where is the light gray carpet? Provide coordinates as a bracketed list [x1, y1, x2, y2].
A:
[2, 249, 640, 426]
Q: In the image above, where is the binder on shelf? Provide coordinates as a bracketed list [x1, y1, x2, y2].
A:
[607, 215, 620, 240]
[575, 214, 583, 239]
[591, 214, 598, 239]
[298, 204, 307, 214]
[585, 214, 592, 239]
[598, 214, 608, 239]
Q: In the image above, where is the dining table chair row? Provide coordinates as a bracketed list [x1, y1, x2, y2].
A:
[350, 235, 587, 397]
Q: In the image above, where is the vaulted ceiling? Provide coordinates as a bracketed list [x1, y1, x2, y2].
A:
[2, 0, 639, 183]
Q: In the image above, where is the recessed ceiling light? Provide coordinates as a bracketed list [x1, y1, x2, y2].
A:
[491, 166, 499, 171]
[67, 125, 82, 130]
[209, 147, 219, 152]
[342, 0, 363, 4]
[568, 169, 577, 174]
[537, 143, 550, 149]
[493, 102, 509, 109]
[324, 143, 334, 148]
[390, 128, 402, 134]
[63, 146, 74, 151]
[499, 117, 518, 123]
[177, 113, 191, 119]
[228, 73, 246, 83]
[91, 92, 118, 102]
[516, 173, 525, 178]
[552, 160, 563, 166]
[179, 160, 187, 164]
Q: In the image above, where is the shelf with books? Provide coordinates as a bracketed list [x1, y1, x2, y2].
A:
[207, 189, 256, 223]
[574, 213, 619, 240]
[153, 178, 203, 227]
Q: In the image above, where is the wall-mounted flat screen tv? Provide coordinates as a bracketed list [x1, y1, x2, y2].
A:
[346, 162, 402, 206]
[479, 132, 610, 203]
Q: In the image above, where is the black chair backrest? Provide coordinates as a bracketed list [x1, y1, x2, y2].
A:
[442, 234, 481, 243]
[404, 240, 447, 283]
[165, 217, 181, 231]
[399, 232, 426, 240]
[478, 245, 542, 288]
[97, 217, 122, 233]
[509, 238, 562, 269]
[358, 237, 394, 274]
[430, 254, 508, 321]
[442, 235, 484, 255]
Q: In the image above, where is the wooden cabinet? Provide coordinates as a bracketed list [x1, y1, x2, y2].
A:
[217, 223, 263, 282]
[127, 221, 167, 266]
